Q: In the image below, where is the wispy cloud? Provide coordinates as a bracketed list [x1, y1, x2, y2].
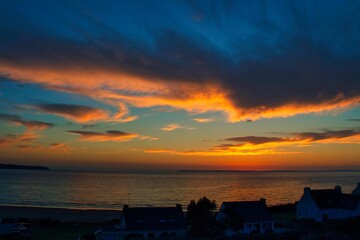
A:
[0, 131, 39, 148]
[192, 117, 215, 123]
[23, 102, 138, 124]
[0, 113, 54, 149]
[226, 130, 360, 145]
[161, 124, 183, 131]
[0, 113, 54, 130]
[14, 142, 71, 152]
[67, 130, 139, 142]
[49, 143, 71, 151]
[160, 123, 195, 131]
[16, 144, 42, 150]
[113, 115, 138, 123]
[140, 136, 160, 141]
[144, 129, 360, 156]
[33, 103, 110, 123]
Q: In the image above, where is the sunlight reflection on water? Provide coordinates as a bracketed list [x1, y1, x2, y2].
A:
[0, 170, 359, 209]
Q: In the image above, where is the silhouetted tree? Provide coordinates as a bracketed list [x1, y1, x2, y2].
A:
[187, 196, 223, 238]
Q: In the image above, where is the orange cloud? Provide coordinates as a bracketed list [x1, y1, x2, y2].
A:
[13, 142, 72, 152]
[160, 123, 195, 131]
[31, 103, 110, 123]
[140, 136, 160, 141]
[0, 113, 54, 130]
[49, 143, 71, 152]
[229, 94, 360, 122]
[143, 129, 360, 156]
[1, 65, 359, 123]
[161, 124, 183, 131]
[0, 131, 39, 148]
[192, 117, 215, 123]
[67, 130, 139, 142]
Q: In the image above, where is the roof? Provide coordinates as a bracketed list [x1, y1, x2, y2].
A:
[122, 205, 187, 231]
[352, 183, 360, 195]
[220, 200, 273, 223]
[310, 189, 360, 210]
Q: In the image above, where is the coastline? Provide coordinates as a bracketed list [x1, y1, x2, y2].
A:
[0, 205, 121, 223]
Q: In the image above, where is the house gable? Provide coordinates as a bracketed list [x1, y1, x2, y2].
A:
[296, 187, 320, 220]
[217, 199, 274, 234]
[297, 186, 360, 222]
[121, 204, 187, 232]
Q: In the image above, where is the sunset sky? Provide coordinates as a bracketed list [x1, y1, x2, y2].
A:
[0, 1, 359, 170]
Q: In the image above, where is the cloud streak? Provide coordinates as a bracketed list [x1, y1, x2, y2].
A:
[0, 113, 54, 130]
[193, 117, 215, 123]
[33, 103, 110, 123]
[144, 129, 360, 156]
[161, 123, 194, 131]
[67, 130, 139, 142]
[161, 124, 183, 131]
[0, 131, 39, 148]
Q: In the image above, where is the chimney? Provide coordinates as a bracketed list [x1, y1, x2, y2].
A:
[304, 187, 311, 195]
[176, 204, 182, 211]
[260, 198, 266, 205]
[335, 185, 342, 193]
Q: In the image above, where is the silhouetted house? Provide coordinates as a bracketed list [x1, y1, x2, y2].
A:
[296, 185, 360, 222]
[216, 199, 274, 235]
[96, 204, 187, 240]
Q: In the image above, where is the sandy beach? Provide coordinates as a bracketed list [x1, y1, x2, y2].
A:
[0, 205, 121, 223]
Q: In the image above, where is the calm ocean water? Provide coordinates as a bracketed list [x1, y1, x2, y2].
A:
[0, 169, 359, 210]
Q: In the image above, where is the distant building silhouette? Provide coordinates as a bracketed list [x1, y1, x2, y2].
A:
[96, 204, 187, 240]
[296, 185, 360, 222]
[216, 198, 274, 235]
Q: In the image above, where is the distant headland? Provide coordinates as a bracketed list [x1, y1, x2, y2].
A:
[0, 163, 50, 170]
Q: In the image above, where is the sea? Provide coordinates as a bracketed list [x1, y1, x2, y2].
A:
[0, 169, 359, 210]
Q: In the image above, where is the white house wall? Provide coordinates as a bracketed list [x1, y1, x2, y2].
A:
[296, 192, 320, 221]
[297, 192, 360, 222]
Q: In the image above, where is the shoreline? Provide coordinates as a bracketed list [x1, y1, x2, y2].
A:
[0, 203, 296, 223]
[0, 205, 121, 223]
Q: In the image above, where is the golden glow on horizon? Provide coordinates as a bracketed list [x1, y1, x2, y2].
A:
[143, 133, 360, 156]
